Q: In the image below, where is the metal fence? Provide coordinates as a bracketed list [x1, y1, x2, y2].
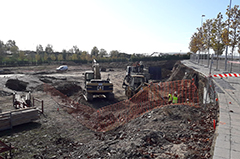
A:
[190, 53, 240, 109]
[190, 53, 240, 73]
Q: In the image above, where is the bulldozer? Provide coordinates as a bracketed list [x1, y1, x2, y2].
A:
[83, 59, 114, 101]
[122, 61, 162, 99]
[125, 61, 150, 83]
[122, 74, 148, 99]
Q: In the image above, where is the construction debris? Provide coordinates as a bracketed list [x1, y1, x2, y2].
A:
[0, 61, 218, 158]
[0, 108, 39, 131]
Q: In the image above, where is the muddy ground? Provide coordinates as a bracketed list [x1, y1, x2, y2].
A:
[0, 60, 218, 159]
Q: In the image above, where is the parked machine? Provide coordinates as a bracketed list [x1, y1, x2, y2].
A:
[124, 61, 150, 83]
[122, 61, 162, 99]
[122, 74, 148, 99]
[83, 59, 114, 101]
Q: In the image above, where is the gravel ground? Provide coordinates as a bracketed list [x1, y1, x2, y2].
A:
[0, 61, 218, 159]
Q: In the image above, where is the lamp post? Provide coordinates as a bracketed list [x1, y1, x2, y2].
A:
[201, 15, 205, 65]
[225, 0, 232, 71]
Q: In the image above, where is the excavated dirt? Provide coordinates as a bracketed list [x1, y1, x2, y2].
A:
[0, 60, 218, 159]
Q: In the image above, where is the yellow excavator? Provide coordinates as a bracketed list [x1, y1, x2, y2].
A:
[83, 59, 114, 101]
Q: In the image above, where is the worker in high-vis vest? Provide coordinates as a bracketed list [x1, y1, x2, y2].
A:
[168, 93, 172, 104]
[172, 91, 178, 104]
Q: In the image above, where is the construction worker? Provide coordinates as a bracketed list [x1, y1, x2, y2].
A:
[172, 91, 178, 104]
[168, 93, 172, 104]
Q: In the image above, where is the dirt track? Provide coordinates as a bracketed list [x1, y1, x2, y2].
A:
[0, 61, 218, 159]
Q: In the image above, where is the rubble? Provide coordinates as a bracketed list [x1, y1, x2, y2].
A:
[0, 61, 218, 158]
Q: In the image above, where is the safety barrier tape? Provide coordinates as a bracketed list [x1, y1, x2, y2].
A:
[210, 73, 240, 78]
[227, 61, 240, 64]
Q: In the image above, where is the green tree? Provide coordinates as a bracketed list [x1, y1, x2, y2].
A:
[5, 40, 19, 64]
[110, 50, 119, 58]
[43, 52, 48, 62]
[99, 49, 107, 58]
[57, 54, 63, 61]
[18, 51, 25, 62]
[71, 53, 78, 60]
[73, 45, 81, 54]
[35, 53, 40, 65]
[36, 44, 44, 54]
[45, 44, 53, 54]
[0, 40, 5, 62]
[62, 49, 67, 60]
[211, 12, 226, 70]
[226, 5, 240, 71]
[91, 46, 99, 57]
[50, 54, 56, 61]
[203, 19, 213, 67]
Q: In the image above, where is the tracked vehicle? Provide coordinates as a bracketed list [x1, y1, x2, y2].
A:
[83, 59, 114, 101]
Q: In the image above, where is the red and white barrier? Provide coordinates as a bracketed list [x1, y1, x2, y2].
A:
[228, 61, 240, 64]
[210, 73, 240, 78]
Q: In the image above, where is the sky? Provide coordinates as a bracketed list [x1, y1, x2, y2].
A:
[0, 0, 238, 55]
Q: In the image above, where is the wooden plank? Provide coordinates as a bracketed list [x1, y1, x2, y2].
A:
[0, 119, 11, 131]
[0, 108, 39, 131]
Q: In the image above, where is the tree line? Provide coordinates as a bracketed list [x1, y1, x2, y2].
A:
[189, 5, 240, 63]
[0, 40, 189, 66]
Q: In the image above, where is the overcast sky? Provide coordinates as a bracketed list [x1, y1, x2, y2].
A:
[0, 0, 238, 54]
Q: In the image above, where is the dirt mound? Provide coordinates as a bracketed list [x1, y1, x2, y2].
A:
[5, 79, 28, 91]
[0, 69, 14, 74]
[53, 81, 82, 97]
[78, 104, 217, 159]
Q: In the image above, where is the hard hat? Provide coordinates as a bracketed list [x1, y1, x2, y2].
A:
[174, 91, 177, 95]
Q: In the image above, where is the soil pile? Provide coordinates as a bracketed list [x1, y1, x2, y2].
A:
[5, 79, 28, 91]
[0, 61, 218, 159]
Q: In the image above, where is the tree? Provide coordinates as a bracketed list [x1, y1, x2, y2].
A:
[226, 5, 240, 72]
[35, 53, 40, 65]
[18, 51, 25, 62]
[43, 52, 48, 62]
[73, 45, 81, 54]
[5, 40, 19, 55]
[211, 12, 226, 70]
[91, 46, 99, 57]
[189, 32, 200, 53]
[0, 40, 5, 62]
[50, 54, 56, 61]
[45, 44, 53, 54]
[202, 19, 213, 67]
[62, 49, 67, 60]
[110, 50, 119, 58]
[197, 26, 205, 64]
[36, 45, 44, 54]
[99, 49, 107, 58]
[71, 53, 78, 60]
[57, 54, 63, 61]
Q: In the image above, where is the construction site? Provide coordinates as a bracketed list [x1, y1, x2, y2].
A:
[0, 60, 218, 159]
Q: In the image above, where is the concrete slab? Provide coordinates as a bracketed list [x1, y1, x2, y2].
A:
[231, 150, 240, 159]
[232, 135, 240, 144]
[213, 146, 230, 159]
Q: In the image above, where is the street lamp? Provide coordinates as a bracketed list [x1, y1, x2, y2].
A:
[200, 15, 205, 65]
